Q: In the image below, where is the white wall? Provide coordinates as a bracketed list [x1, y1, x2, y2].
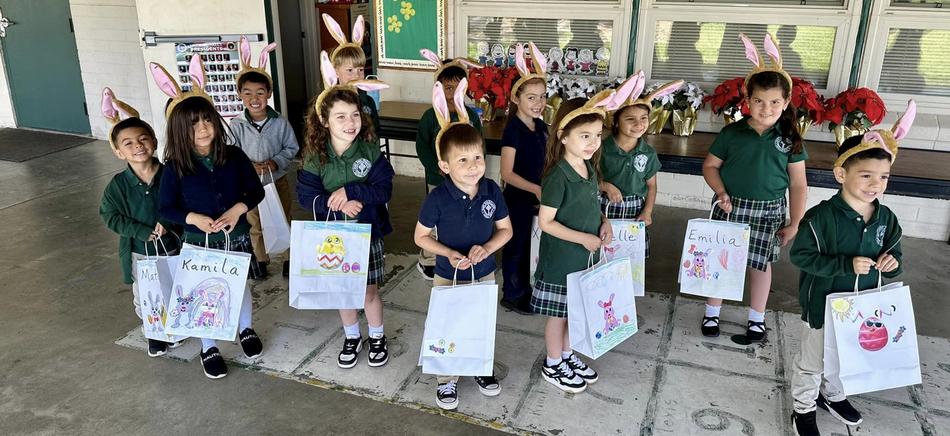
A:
[0, 46, 17, 127]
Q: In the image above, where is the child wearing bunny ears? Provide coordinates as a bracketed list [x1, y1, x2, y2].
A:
[413, 78, 512, 410]
[152, 55, 266, 379]
[297, 51, 393, 369]
[599, 71, 682, 258]
[787, 101, 913, 435]
[98, 87, 183, 358]
[414, 48, 484, 281]
[500, 42, 549, 314]
[701, 33, 809, 342]
[229, 37, 299, 279]
[323, 13, 380, 136]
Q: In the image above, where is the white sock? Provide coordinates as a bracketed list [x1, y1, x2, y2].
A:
[238, 284, 253, 331]
[368, 324, 384, 339]
[561, 351, 572, 360]
[545, 357, 561, 366]
[343, 323, 360, 339]
[748, 309, 766, 332]
[704, 304, 721, 318]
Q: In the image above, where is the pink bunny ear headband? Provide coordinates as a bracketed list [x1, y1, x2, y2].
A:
[740, 32, 793, 93]
[236, 36, 278, 90]
[509, 42, 548, 99]
[314, 50, 388, 122]
[101, 87, 142, 148]
[323, 13, 366, 63]
[608, 70, 683, 115]
[834, 100, 916, 168]
[149, 54, 213, 119]
[431, 78, 474, 161]
[419, 48, 482, 81]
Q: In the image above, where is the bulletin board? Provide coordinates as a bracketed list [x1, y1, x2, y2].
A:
[374, 0, 445, 70]
[175, 42, 243, 118]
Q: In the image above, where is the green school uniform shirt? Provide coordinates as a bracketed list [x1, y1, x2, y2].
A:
[708, 118, 808, 201]
[535, 159, 603, 286]
[790, 193, 903, 328]
[303, 139, 380, 191]
[415, 106, 483, 186]
[599, 136, 661, 198]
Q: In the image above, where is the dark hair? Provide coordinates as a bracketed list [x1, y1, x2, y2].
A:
[746, 71, 803, 155]
[838, 135, 892, 168]
[438, 123, 484, 162]
[110, 118, 157, 148]
[436, 62, 467, 83]
[163, 97, 230, 178]
[506, 77, 547, 121]
[237, 71, 271, 92]
[610, 104, 650, 137]
[303, 88, 375, 166]
[543, 97, 604, 179]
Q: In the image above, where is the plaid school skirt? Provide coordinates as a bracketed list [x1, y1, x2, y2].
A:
[710, 195, 787, 272]
[366, 238, 385, 286]
[531, 280, 569, 318]
[601, 194, 651, 258]
[184, 232, 264, 279]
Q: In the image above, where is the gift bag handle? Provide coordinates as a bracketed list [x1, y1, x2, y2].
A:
[450, 259, 477, 287]
[710, 200, 732, 222]
[311, 194, 354, 223]
[203, 230, 231, 252]
[852, 269, 884, 294]
[260, 166, 277, 185]
[143, 234, 170, 260]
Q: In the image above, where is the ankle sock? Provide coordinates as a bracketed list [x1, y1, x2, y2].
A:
[343, 323, 360, 339]
[368, 324, 384, 339]
[545, 357, 562, 367]
[561, 351, 572, 360]
[705, 304, 721, 318]
[748, 309, 766, 332]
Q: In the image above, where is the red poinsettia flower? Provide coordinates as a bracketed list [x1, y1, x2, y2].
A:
[823, 88, 887, 130]
[790, 78, 825, 125]
[467, 66, 520, 109]
[705, 77, 745, 115]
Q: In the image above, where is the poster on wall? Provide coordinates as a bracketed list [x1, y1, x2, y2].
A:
[374, 0, 445, 70]
[175, 42, 243, 118]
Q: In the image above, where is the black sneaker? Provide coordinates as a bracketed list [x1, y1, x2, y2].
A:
[500, 298, 533, 315]
[167, 339, 186, 349]
[251, 262, 269, 280]
[282, 260, 290, 278]
[417, 262, 435, 281]
[367, 335, 389, 367]
[474, 375, 501, 397]
[563, 353, 598, 383]
[701, 316, 720, 337]
[239, 328, 263, 359]
[817, 393, 863, 426]
[436, 380, 458, 410]
[541, 360, 586, 393]
[338, 336, 362, 369]
[200, 347, 228, 379]
[147, 339, 167, 357]
[791, 411, 820, 436]
[746, 320, 767, 342]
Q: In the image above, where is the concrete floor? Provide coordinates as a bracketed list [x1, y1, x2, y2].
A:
[2, 140, 948, 435]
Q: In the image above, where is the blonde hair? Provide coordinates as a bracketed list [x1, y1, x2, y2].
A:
[331, 45, 366, 69]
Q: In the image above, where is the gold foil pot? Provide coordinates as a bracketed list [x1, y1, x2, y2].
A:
[647, 108, 671, 135]
[671, 107, 697, 137]
[475, 97, 495, 123]
[832, 123, 869, 148]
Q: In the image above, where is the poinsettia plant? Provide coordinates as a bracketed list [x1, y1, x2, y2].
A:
[467, 66, 520, 109]
[823, 87, 886, 131]
[705, 77, 748, 117]
[790, 78, 825, 125]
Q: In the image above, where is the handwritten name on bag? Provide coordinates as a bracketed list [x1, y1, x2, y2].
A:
[181, 256, 243, 276]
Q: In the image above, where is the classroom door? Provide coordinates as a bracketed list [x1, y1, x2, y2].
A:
[0, 1, 90, 134]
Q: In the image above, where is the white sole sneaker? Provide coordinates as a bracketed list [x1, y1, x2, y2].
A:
[337, 340, 362, 369]
[436, 398, 459, 410]
[541, 372, 586, 394]
[416, 262, 434, 281]
[474, 378, 501, 397]
[167, 339, 186, 349]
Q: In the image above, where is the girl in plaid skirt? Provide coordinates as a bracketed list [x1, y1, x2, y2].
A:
[700, 35, 809, 342]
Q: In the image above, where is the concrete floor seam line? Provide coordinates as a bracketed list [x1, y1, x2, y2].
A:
[772, 314, 795, 436]
[916, 410, 938, 436]
[510, 351, 546, 423]
[659, 358, 786, 384]
[392, 366, 423, 402]
[637, 293, 677, 436]
[290, 328, 344, 375]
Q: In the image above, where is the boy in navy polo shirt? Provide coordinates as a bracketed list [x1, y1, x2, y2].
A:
[414, 119, 513, 411]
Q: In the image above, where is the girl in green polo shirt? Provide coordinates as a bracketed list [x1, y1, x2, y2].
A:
[701, 66, 809, 342]
[532, 97, 613, 394]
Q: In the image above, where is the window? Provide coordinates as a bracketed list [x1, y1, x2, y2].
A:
[657, 0, 846, 6]
[877, 28, 950, 97]
[890, 0, 945, 7]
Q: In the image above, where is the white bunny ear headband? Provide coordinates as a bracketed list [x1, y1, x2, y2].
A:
[419, 48, 482, 81]
[608, 70, 683, 115]
[740, 32, 793, 92]
[149, 54, 213, 119]
[510, 42, 548, 99]
[236, 36, 278, 90]
[834, 100, 915, 168]
[315, 50, 389, 122]
[101, 87, 142, 148]
[323, 13, 366, 64]
[431, 78, 474, 161]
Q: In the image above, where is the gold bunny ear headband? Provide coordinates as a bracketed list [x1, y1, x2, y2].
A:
[149, 53, 213, 119]
[556, 90, 613, 132]
[834, 100, 916, 168]
[740, 32, 793, 92]
[510, 42, 548, 99]
[431, 78, 473, 161]
[236, 36, 277, 90]
[314, 50, 389, 122]
[419, 48, 481, 81]
[609, 70, 683, 115]
[323, 13, 366, 64]
[101, 87, 142, 149]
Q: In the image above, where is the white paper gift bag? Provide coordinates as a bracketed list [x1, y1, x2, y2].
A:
[678, 204, 750, 301]
[529, 216, 541, 285]
[135, 240, 184, 342]
[165, 233, 251, 341]
[823, 279, 921, 396]
[258, 170, 291, 255]
[289, 215, 371, 309]
[568, 255, 639, 360]
[419, 271, 498, 376]
[602, 219, 646, 296]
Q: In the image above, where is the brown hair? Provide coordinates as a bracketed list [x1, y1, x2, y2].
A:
[746, 71, 803, 155]
[331, 46, 366, 70]
[438, 123, 484, 162]
[507, 77, 546, 116]
[303, 88, 375, 166]
[110, 118, 157, 150]
[163, 97, 230, 178]
[610, 104, 650, 137]
[542, 97, 604, 179]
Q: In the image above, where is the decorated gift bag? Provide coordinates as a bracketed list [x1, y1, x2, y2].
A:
[136, 239, 184, 342]
[289, 207, 371, 309]
[824, 278, 921, 396]
[678, 203, 750, 301]
[602, 216, 646, 296]
[568, 254, 639, 359]
[258, 169, 291, 255]
[165, 233, 251, 341]
[419, 269, 498, 376]
[528, 216, 541, 285]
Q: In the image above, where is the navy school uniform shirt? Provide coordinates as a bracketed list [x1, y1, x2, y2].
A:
[418, 177, 509, 280]
[501, 115, 548, 206]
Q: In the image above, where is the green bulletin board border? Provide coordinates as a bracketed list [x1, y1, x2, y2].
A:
[374, 0, 446, 70]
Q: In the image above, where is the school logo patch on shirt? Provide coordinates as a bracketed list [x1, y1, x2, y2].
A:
[352, 158, 372, 177]
[362, 105, 373, 115]
[774, 137, 792, 153]
[876, 225, 886, 246]
[634, 154, 648, 172]
[481, 200, 496, 219]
